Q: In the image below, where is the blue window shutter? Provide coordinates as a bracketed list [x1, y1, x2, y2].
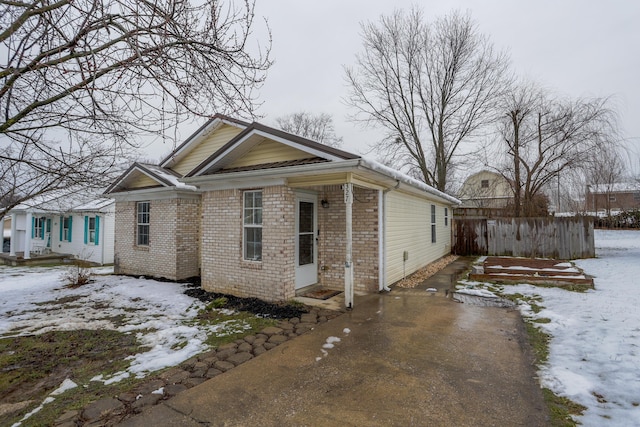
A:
[84, 216, 88, 244]
[95, 216, 100, 245]
[68, 216, 73, 242]
[31, 217, 35, 238]
[59, 216, 63, 241]
[40, 217, 44, 239]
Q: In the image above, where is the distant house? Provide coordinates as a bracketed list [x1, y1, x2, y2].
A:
[3, 192, 115, 265]
[106, 114, 460, 307]
[586, 182, 640, 214]
[456, 170, 513, 217]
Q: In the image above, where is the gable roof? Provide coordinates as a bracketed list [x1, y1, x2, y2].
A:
[104, 163, 197, 194]
[588, 182, 640, 194]
[105, 115, 460, 205]
[186, 122, 359, 177]
[10, 188, 111, 214]
[159, 114, 250, 170]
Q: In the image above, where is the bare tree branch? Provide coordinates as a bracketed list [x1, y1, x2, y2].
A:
[494, 80, 619, 216]
[0, 0, 272, 215]
[345, 8, 510, 191]
[274, 112, 343, 148]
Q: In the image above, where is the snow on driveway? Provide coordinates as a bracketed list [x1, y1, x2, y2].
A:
[0, 266, 246, 382]
[497, 229, 640, 426]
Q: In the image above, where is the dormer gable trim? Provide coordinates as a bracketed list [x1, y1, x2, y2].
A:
[104, 163, 180, 194]
[187, 122, 359, 177]
[159, 114, 250, 170]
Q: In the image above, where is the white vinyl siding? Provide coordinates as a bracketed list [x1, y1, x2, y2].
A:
[227, 140, 312, 169]
[384, 191, 451, 286]
[128, 173, 161, 189]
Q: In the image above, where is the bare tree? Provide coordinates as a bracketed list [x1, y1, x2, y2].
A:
[583, 144, 627, 214]
[344, 8, 510, 192]
[0, 0, 271, 215]
[495, 81, 618, 217]
[275, 112, 343, 148]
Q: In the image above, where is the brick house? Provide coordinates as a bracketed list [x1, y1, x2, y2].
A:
[585, 183, 640, 214]
[106, 115, 459, 307]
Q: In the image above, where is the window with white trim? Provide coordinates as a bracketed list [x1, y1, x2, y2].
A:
[83, 215, 100, 245]
[243, 191, 263, 261]
[137, 202, 150, 246]
[431, 205, 436, 243]
[62, 216, 72, 242]
[34, 217, 45, 239]
[444, 207, 449, 226]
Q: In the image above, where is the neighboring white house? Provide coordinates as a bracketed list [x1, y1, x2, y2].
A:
[5, 192, 115, 265]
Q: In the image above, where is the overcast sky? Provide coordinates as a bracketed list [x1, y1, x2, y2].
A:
[150, 1, 640, 174]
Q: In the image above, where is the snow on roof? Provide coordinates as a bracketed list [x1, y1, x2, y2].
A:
[12, 188, 99, 213]
[140, 164, 197, 191]
[72, 198, 114, 212]
[588, 182, 640, 194]
[361, 157, 461, 205]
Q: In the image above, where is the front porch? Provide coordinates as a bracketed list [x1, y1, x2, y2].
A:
[0, 251, 73, 266]
[293, 283, 352, 311]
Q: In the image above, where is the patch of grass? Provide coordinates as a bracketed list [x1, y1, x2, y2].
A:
[542, 387, 587, 426]
[0, 329, 148, 425]
[524, 321, 550, 365]
[206, 297, 228, 310]
[286, 299, 306, 309]
[194, 308, 276, 348]
[522, 319, 586, 426]
[526, 281, 594, 293]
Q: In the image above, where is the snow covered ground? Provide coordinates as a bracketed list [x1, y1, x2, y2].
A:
[0, 266, 250, 382]
[460, 229, 640, 426]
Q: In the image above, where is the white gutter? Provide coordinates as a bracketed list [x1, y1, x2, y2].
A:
[183, 158, 461, 206]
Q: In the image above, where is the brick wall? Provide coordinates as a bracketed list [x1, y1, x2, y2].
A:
[114, 197, 201, 280]
[201, 185, 296, 302]
[317, 185, 379, 293]
[586, 191, 640, 212]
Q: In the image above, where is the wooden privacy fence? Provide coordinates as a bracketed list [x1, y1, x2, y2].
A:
[452, 217, 595, 259]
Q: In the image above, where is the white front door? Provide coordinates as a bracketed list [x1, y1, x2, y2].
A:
[295, 194, 318, 289]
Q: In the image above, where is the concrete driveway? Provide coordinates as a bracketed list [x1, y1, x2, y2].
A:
[121, 259, 549, 426]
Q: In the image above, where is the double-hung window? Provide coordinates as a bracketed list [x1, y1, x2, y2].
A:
[137, 201, 150, 246]
[33, 217, 45, 239]
[84, 216, 99, 245]
[61, 216, 72, 242]
[444, 207, 449, 226]
[431, 205, 437, 243]
[243, 191, 263, 261]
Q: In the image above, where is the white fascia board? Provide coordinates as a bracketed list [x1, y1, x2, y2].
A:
[192, 129, 347, 177]
[185, 159, 363, 185]
[109, 187, 201, 202]
[160, 118, 223, 168]
[197, 177, 287, 192]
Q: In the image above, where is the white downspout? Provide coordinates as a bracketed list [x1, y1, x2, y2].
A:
[344, 183, 354, 309]
[24, 211, 32, 259]
[9, 213, 17, 256]
[378, 189, 390, 292]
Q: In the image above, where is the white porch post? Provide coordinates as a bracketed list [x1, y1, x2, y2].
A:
[24, 211, 32, 259]
[344, 183, 354, 308]
[9, 213, 17, 256]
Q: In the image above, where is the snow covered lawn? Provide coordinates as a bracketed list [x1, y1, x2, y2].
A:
[0, 266, 251, 381]
[460, 229, 640, 426]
